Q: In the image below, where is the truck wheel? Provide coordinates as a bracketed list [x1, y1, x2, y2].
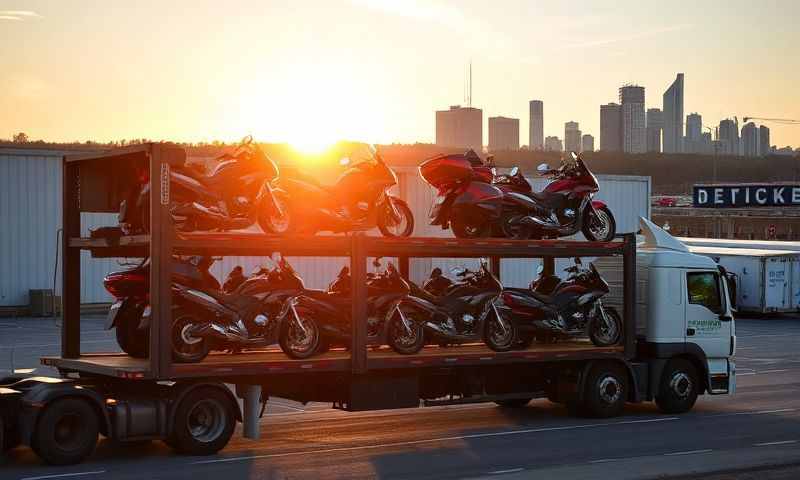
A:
[495, 398, 532, 408]
[655, 359, 699, 414]
[32, 398, 99, 465]
[170, 387, 236, 456]
[580, 362, 627, 418]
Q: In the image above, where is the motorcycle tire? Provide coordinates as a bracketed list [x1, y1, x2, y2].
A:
[451, 215, 491, 239]
[258, 190, 293, 235]
[588, 306, 622, 347]
[387, 312, 425, 354]
[582, 206, 616, 242]
[171, 310, 211, 363]
[484, 309, 517, 352]
[278, 308, 321, 359]
[115, 309, 149, 359]
[378, 198, 414, 237]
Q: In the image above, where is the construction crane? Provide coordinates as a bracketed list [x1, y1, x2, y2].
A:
[742, 116, 800, 125]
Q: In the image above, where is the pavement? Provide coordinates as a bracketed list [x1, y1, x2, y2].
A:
[1, 315, 799, 479]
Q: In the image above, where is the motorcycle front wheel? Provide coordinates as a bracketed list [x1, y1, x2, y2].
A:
[484, 308, 517, 352]
[582, 206, 616, 242]
[278, 309, 322, 359]
[387, 310, 425, 354]
[258, 191, 293, 235]
[378, 198, 414, 237]
[588, 305, 622, 347]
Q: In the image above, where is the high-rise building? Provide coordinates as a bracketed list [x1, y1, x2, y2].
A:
[684, 112, 703, 154]
[741, 122, 759, 157]
[529, 100, 543, 150]
[564, 121, 581, 152]
[620, 85, 646, 153]
[600, 103, 622, 152]
[718, 118, 739, 156]
[700, 132, 714, 155]
[662, 73, 684, 153]
[435, 105, 482, 151]
[488, 116, 520, 151]
[646, 108, 663, 152]
[759, 125, 770, 157]
[581, 134, 594, 153]
[545, 136, 563, 152]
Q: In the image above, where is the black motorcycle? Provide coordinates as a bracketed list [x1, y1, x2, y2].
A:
[118, 136, 288, 234]
[497, 258, 622, 347]
[276, 259, 416, 359]
[276, 144, 414, 237]
[393, 260, 515, 353]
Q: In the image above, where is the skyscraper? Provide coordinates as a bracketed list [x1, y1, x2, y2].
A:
[564, 121, 581, 153]
[600, 103, 622, 152]
[488, 116, 520, 151]
[759, 125, 770, 156]
[663, 73, 684, 153]
[620, 85, 646, 153]
[529, 100, 543, 150]
[545, 136, 563, 152]
[741, 122, 759, 157]
[581, 134, 594, 153]
[718, 118, 739, 156]
[435, 106, 482, 151]
[685, 112, 703, 154]
[646, 108, 663, 152]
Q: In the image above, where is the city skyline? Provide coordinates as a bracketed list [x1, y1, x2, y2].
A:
[2, 0, 798, 150]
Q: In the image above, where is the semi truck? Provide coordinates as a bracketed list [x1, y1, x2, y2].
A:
[0, 145, 735, 466]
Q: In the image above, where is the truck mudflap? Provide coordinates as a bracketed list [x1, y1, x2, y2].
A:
[707, 358, 734, 395]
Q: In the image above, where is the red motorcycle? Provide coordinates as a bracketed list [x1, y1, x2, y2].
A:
[496, 152, 616, 241]
[419, 151, 505, 238]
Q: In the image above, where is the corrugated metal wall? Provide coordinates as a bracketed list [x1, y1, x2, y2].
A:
[0, 149, 650, 305]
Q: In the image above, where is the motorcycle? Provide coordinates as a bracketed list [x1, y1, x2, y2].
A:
[118, 136, 288, 234]
[393, 260, 516, 353]
[276, 144, 414, 236]
[497, 258, 622, 347]
[276, 259, 416, 359]
[103, 256, 222, 359]
[419, 151, 504, 238]
[497, 152, 616, 241]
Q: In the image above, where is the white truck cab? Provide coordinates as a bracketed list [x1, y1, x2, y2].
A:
[636, 218, 736, 411]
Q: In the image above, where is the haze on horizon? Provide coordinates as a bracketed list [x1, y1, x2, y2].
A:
[2, 0, 798, 150]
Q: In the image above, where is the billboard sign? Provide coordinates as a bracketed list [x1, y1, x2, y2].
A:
[693, 184, 800, 208]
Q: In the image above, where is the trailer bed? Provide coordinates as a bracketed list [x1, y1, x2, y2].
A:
[43, 341, 623, 380]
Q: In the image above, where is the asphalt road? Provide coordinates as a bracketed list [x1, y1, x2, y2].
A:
[1, 315, 799, 479]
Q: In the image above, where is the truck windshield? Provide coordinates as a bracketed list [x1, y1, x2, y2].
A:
[687, 272, 722, 314]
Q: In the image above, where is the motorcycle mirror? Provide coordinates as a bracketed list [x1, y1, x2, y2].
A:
[372, 257, 382, 268]
[536, 264, 544, 276]
[510, 166, 519, 176]
[430, 267, 443, 278]
[451, 266, 467, 277]
[339, 266, 350, 277]
[570, 151, 579, 162]
[574, 257, 583, 265]
[491, 167, 497, 176]
[339, 157, 351, 166]
[486, 155, 495, 167]
[537, 163, 550, 173]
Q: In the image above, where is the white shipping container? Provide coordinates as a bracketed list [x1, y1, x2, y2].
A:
[687, 246, 800, 313]
[678, 237, 800, 252]
[1, 148, 651, 306]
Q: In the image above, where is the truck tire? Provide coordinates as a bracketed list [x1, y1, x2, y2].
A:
[32, 398, 99, 465]
[495, 398, 532, 408]
[169, 387, 236, 456]
[655, 359, 699, 414]
[579, 362, 627, 418]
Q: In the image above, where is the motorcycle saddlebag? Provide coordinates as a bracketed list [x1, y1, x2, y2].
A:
[419, 154, 472, 188]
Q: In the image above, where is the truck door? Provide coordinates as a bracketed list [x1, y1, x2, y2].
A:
[764, 257, 790, 311]
[684, 270, 733, 359]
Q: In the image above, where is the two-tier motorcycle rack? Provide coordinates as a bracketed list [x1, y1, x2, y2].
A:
[50, 143, 636, 391]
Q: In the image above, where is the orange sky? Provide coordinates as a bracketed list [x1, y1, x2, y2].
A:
[1, 0, 798, 149]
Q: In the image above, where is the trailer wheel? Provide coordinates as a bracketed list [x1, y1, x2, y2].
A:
[494, 398, 532, 408]
[169, 387, 236, 456]
[655, 359, 699, 414]
[579, 362, 627, 418]
[32, 398, 99, 465]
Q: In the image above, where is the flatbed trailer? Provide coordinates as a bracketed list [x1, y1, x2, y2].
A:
[1, 144, 667, 466]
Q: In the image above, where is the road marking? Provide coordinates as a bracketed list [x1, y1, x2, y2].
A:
[737, 372, 756, 376]
[488, 468, 524, 475]
[269, 402, 305, 412]
[192, 417, 679, 465]
[663, 449, 713, 456]
[708, 408, 797, 418]
[21, 471, 106, 480]
[754, 440, 798, 447]
[760, 369, 789, 374]
[590, 458, 622, 463]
